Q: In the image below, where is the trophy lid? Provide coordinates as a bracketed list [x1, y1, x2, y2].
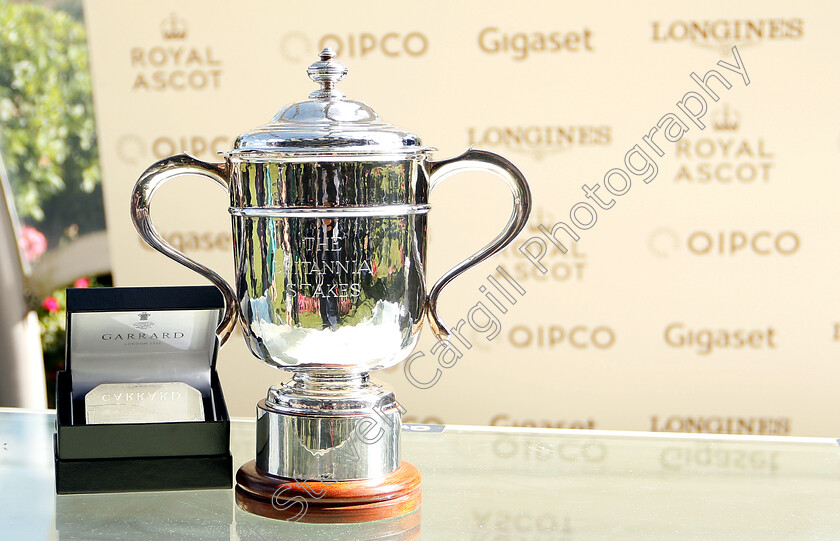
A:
[230, 48, 425, 157]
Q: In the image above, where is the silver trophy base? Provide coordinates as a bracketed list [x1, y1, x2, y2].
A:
[255, 372, 401, 481]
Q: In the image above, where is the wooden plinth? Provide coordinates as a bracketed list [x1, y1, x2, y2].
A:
[235, 460, 421, 524]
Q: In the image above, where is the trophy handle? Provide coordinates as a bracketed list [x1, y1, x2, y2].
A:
[130, 153, 237, 346]
[426, 149, 532, 339]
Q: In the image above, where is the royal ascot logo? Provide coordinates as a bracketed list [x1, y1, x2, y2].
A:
[648, 229, 800, 258]
[498, 207, 587, 283]
[712, 104, 739, 131]
[160, 13, 187, 40]
[477, 27, 595, 60]
[650, 415, 790, 436]
[652, 18, 804, 55]
[467, 125, 611, 160]
[279, 32, 429, 62]
[131, 13, 222, 91]
[673, 104, 774, 184]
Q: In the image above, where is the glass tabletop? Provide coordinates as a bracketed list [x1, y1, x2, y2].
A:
[2, 408, 839, 540]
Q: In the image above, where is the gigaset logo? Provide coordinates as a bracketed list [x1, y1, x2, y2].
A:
[660, 445, 780, 473]
[478, 27, 594, 60]
[490, 414, 595, 430]
[664, 323, 778, 355]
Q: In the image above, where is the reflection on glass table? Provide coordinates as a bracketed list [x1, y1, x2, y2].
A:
[2, 408, 840, 540]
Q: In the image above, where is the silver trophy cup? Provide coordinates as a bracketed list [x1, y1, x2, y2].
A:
[131, 49, 531, 489]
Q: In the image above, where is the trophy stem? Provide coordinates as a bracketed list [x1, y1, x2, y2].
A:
[256, 369, 402, 481]
[287, 369, 371, 394]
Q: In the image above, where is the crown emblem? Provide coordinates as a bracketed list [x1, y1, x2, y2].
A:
[138, 312, 151, 321]
[160, 13, 187, 40]
[712, 105, 740, 131]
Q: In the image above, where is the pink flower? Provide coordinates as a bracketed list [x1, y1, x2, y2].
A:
[18, 226, 47, 262]
[73, 277, 90, 288]
[42, 297, 60, 312]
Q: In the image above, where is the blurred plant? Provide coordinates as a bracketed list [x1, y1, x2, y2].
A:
[17, 223, 47, 261]
[36, 273, 111, 407]
[0, 1, 103, 243]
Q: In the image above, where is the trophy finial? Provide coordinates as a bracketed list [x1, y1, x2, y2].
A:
[307, 48, 347, 99]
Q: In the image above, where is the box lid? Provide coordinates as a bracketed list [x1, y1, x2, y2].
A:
[66, 286, 223, 398]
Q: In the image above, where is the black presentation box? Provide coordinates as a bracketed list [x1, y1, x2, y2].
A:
[54, 285, 232, 494]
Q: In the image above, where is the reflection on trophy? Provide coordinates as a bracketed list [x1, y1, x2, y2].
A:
[131, 49, 531, 522]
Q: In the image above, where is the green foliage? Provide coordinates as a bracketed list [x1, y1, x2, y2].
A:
[0, 1, 100, 224]
[38, 273, 112, 407]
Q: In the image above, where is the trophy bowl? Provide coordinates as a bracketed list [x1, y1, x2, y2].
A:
[131, 49, 531, 522]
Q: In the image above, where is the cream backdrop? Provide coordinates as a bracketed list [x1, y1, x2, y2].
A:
[83, 0, 840, 436]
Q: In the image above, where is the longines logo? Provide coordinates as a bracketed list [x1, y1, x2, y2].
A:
[673, 104, 774, 184]
[131, 13, 222, 91]
[652, 18, 804, 54]
[467, 125, 611, 160]
[648, 229, 800, 257]
[279, 32, 428, 62]
[650, 415, 790, 436]
[478, 27, 594, 60]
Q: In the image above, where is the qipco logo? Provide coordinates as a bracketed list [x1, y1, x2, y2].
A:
[317, 32, 429, 58]
[508, 325, 615, 349]
[687, 231, 800, 256]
